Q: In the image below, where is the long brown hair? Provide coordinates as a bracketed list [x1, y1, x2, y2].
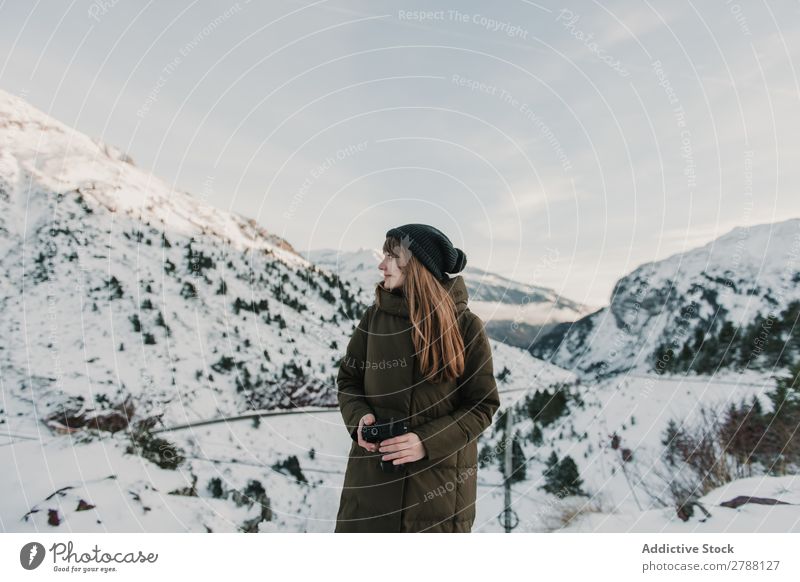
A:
[377, 236, 465, 384]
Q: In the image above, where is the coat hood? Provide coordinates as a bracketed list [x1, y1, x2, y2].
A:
[375, 275, 469, 318]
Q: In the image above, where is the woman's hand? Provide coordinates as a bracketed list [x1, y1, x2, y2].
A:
[378, 432, 427, 465]
[357, 413, 378, 452]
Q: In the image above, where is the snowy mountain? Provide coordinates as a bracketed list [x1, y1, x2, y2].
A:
[3, 89, 796, 533]
[0, 88, 375, 434]
[305, 247, 595, 349]
[0, 89, 579, 532]
[531, 219, 800, 381]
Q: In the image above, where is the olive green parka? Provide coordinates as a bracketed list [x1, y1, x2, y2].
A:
[335, 275, 500, 533]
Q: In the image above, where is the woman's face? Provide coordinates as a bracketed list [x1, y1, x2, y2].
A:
[379, 248, 405, 290]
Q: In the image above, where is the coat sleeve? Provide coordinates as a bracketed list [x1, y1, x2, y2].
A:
[337, 305, 376, 441]
[411, 313, 500, 462]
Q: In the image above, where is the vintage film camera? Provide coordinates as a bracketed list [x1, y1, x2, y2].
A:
[361, 416, 410, 473]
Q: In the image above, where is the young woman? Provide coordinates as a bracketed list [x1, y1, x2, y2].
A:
[335, 223, 501, 533]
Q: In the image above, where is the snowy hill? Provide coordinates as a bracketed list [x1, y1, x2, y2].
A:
[0, 88, 373, 433]
[3, 89, 796, 533]
[305, 247, 595, 349]
[531, 219, 800, 380]
[558, 475, 800, 532]
[473, 367, 800, 532]
[0, 89, 579, 532]
[1, 337, 578, 533]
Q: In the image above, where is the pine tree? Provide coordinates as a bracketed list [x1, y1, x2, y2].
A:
[180, 281, 197, 299]
[762, 360, 800, 474]
[129, 314, 141, 333]
[155, 311, 171, 336]
[525, 388, 568, 426]
[542, 451, 559, 492]
[530, 424, 543, 445]
[542, 451, 585, 496]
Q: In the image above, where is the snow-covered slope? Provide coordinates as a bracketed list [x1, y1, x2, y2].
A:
[0, 90, 298, 260]
[2, 330, 577, 533]
[558, 475, 800, 532]
[0, 88, 375, 435]
[473, 367, 800, 532]
[302, 247, 383, 302]
[531, 219, 800, 380]
[8, 367, 797, 532]
[0, 89, 580, 532]
[4, 89, 795, 533]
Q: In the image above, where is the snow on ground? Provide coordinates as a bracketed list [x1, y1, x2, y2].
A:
[1, 349, 575, 533]
[4, 364, 797, 533]
[471, 367, 800, 532]
[0, 409, 347, 533]
[558, 475, 800, 533]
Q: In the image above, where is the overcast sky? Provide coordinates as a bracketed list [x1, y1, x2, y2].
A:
[2, 0, 799, 306]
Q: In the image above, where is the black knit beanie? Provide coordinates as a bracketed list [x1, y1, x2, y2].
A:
[385, 223, 467, 282]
